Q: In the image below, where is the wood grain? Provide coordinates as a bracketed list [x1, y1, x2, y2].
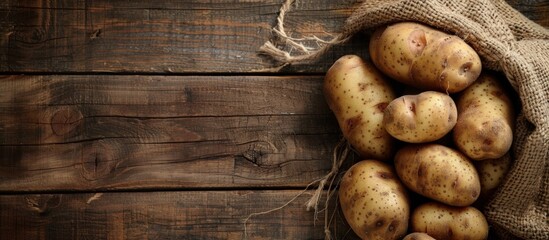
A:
[0, 75, 346, 192]
[505, 0, 549, 27]
[0, 190, 356, 240]
[0, 0, 366, 73]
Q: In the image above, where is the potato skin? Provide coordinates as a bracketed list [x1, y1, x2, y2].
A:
[475, 152, 512, 197]
[394, 144, 480, 206]
[383, 91, 457, 143]
[369, 22, 481, 93]
[339, 160, 409, 240]
[411, 202, 489, 240]
[402, 232, 437, 240]
[453, 73, 515, 160]
[324, 55, 396, 160]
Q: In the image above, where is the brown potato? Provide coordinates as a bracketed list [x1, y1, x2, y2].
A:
[475, 152, 512, 197]
[339, 160, 410, 240]
[383, 91, 457, 143]
[402, 232, 437, 240]
[394, 144, 480, 206]
[453, 73, 515, 160]
[411, 202, 489, 240]
[369, 22, 481, 93]
[324, 55, 397, 160]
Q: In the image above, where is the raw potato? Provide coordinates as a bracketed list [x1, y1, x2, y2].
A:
[339, 160, 409, 240]
[383, 91, 457, 143]
[411, 202, 489, 240]
[402, 232, 436, 240]
[394, 144, 480, 207]
[369, 22, 481, 93]
[475, 152, 512, 197]
[453, 73, 515, 160]
[324, 55, 396, 160]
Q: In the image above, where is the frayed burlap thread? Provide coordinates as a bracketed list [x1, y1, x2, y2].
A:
[259, 0, 353, 64]
[261, 0, 548, 239]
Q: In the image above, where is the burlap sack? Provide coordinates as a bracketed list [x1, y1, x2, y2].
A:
[261, 0, 548, 239]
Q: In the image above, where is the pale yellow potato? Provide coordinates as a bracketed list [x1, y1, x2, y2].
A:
[369, 22, 481, 93]
[394, 144, 480, 207]
[383, 91, 457, 143]
[402, 232, 437, 240]
[411, 202, 489, 240]
[475, 152, 512, 197]
[324, 55, 397, 160]
[453, 73, 515, 160]
[339, 160, 410, 240]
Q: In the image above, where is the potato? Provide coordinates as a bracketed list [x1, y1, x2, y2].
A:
[383, 91, 457, 143]
[324, 55, 397, 160]
[475, 152, 512, 197]
[394, 144, 480, 206]
[369, 22, 481, 93]
[339, 160, 409, 240]
[411, 202, 489, 240]
[402, 232, 436, 240]
[453, 73, 515, 160]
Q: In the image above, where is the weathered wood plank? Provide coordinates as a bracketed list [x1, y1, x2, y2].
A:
[506, 0, 549, 27]
[0, 190, 355, 240]
[0, 0, 364, 73]
[0, 75, 346, 192]
[1, 0, 545, 73]
[0, 75, 331, 118]
[0, 128, 340, 191]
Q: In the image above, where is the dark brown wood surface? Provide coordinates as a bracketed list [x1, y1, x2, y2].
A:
[0, 190, 354, 240]
[0, 0, 365, 73]
[1, 0, 548, 239]
[0, 75, 341, 192]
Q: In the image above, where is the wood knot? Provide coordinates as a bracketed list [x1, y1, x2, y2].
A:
[25, 195, 62, 214]
[234, 141, 274, 167]
[239, 149, 265, 166]
[81, 141, 119, 181]
[31, 28, 47, 43]
[50, 107, 84, 136]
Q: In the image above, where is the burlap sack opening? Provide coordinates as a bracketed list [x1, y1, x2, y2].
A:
[261, 0, 548, 239]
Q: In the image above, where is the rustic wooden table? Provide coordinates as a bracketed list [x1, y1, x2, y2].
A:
[0, 1, 547, 239]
